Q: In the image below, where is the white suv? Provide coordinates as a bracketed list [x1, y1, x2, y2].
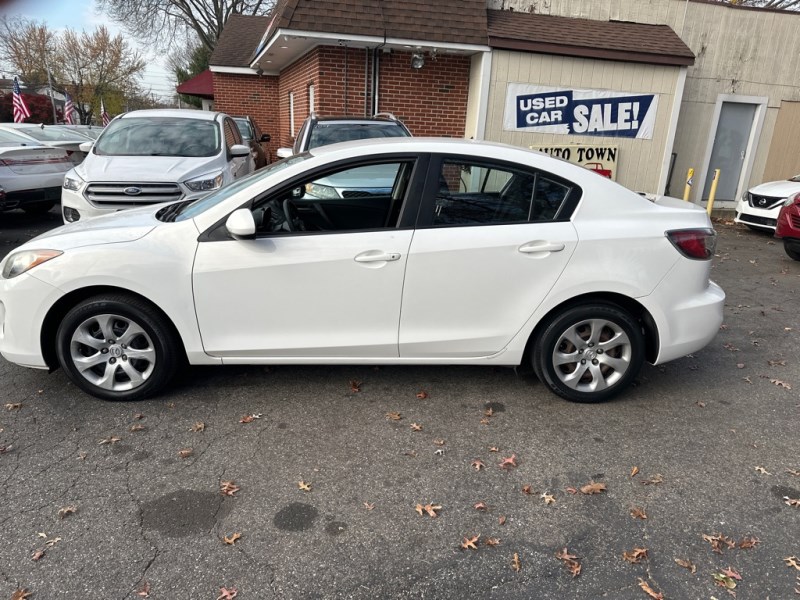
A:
[61, 109, 253, 223]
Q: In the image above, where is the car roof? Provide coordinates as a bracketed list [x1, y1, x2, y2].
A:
[314, 117, 403, 125]
[118, 109, 220, 121]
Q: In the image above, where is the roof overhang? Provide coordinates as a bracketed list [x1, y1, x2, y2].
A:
[250, 28, 490, 71]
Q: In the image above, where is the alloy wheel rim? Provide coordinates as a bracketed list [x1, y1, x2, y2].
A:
[551, 318, 631, 393]
[69, 313, 156, 392]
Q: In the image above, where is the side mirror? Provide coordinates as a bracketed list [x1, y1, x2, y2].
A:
[230, 144, 250, 158]
[225, 208, 256, 239]
[292, 186, 305, 199]
[79, 141, 93, 153]
[276, 147, 293, 159]
[259, 133, 271, 143]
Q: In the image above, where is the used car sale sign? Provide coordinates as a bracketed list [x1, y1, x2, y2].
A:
[504, 84, 659, 139]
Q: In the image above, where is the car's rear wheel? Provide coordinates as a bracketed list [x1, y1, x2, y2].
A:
[783, 240, 800, 261]
[532, 303, 645, 403]
[56, 295, 180, 401]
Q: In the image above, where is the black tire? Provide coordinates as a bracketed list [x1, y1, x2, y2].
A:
[22, 202, 56, 215]
[784, 240, 800, 261]
[532, 303, 645, 403]
[56, 294, 180, 401]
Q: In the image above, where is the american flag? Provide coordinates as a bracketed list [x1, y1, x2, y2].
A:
[64, 91, 76, 124]
[12, 76, 31, 123]
[100, 98, 110, 126]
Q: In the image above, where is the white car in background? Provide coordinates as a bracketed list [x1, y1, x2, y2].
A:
[60, 109, 252, 223]
[0, 123, 93, 166]
[0, 128, 72, 214]
[734, 174, 800, 231]
[0, 138, 724, 404]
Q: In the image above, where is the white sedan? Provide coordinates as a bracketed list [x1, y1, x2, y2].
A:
[734, 175, 800, 232]
[0, 138, 724, 403]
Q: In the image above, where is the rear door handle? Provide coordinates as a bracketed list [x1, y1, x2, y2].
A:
[518, 241, 565, 254]
[354, 251, 401, 263]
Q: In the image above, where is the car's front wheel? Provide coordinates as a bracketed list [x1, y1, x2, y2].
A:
[532, 303, 645, 403]
[56, 295, 180, 401]
[783, 240, 800, 261]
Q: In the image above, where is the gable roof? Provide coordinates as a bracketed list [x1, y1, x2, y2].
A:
[210, 13, 272, 68]
[487, 10, 694, 67]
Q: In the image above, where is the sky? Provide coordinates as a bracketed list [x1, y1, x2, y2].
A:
[1, 0, 176, 100]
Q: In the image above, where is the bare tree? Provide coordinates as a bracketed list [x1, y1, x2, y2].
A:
[96, 0, 275, 53]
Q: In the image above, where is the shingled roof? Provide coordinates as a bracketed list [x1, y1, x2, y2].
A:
[210, 13, 272, 68]
[487, 10, 694, 67]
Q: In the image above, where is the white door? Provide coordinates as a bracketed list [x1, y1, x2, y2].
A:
[399, 157, 579, 358]
[703, 102, 757, 201]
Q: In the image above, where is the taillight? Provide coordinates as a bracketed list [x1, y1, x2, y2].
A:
[666, 228, 717, 260]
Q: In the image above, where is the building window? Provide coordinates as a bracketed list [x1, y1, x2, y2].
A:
[289, 91, 295, 137]
[308, 84, 315, 113]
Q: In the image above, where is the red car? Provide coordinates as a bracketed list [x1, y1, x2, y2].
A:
[775, 192, 800, 260]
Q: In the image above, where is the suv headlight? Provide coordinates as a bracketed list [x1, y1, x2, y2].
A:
[184, 171, 224, 192]
[2, 250, 63, 279]
[305, 182, 340, 199]
[63, 172, 83, 191]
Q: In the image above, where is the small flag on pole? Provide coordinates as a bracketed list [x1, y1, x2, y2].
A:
[64, 91, 76, 124]
[12, 76, 32, 123]
[101, 98, 110, 126]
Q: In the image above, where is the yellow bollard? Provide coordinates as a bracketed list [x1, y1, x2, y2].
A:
[706, 169, 720, 216]
[683, 168, 694, 201]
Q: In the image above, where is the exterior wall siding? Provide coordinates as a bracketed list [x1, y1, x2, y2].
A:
[487, 0, 800, 200]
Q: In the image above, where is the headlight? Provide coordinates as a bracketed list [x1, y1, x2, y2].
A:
[304, 182, 340, 199]
[63, 172, 83, 191]
[2, 250, 63, 279]
[184, 171, 224, 192]
[784, 192, 800, 207]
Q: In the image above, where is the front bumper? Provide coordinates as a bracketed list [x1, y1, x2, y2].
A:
[61, 186, 206, 222]
[734, 197, 780, 231]
[0, 272, 64, 369]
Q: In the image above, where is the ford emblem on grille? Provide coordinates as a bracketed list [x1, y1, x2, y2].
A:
[124, 186, 142, 196]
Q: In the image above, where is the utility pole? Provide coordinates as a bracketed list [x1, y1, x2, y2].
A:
[45, 62, 58, 123]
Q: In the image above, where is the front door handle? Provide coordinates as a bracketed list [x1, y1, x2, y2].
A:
[354, 251, 401, 263]
[518, 241, 565, 254]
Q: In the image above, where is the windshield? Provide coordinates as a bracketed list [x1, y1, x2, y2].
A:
[15, 126, 91, 142]
[94, 117, 221, 157]
[233, 118, 253, 140]
[308, 122, 409, 150]
[0, 129, 42, 146]
[174, 154, 311, 221]
[75, 127, 103, 140]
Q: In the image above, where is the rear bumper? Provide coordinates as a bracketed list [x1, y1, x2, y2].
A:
[1, 186, 61, 211]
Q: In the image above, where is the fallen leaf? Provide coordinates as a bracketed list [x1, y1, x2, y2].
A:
[743, 376, 753, 384]
[784, 496, 800, 507]
[556, 548, 581, 577]
[190, 422, 205, 432]
[696, 401, 706, 408]
[674, 558, 697, 573]
[736, 363, 745, 369]
[178, 448, 193, 459]
[499, 454, 517, 470]
[521, 485, 532, 495]
[223, 533, 241, 545]
[239, 414, 261, 423]
[722, 566, 742, 580]
[541, 492, 555, 505]
[58, 505, 77, 519]
[77, 451, 87, 460]
[0, 444, 13, 455]
[133, 413, 145, 420]
[787, 469, 800, 477]
[363, 502, 375, 510]
[511, 552, 521, 572]
[415, 503, 441, 518]
[130, 424, 146, 432]
[623, 548, 649, 564]
[488, 447, 499, 452]
[565, 486, 578, 495]
[11, 589, 32, 600]
[738, 536, 760, 549]
[404, 450, 418, 457]
[461, 535, 479, 550]
[471, 459, 485, 471]
[220, 481, 240, 496]
[473, 501, 488, 511]
[786, 556, 800, 570]
[349, 380, 362, 393]
[298, 481, 312, 492]
[484, 407, 494, 418]
[713, 572, 738, 590]
[31, 549, 45, 561]
[479, 417, 491, 425]
[755, 466, 771, 475]
[433, 439, 445, 446]
[216, 587, 238, 600]
[415, 391, 429, 399]
[768, 359, 787, 366]
[498, 515, 507, 526]
[580, 480, 607, 495]
[136, 581, 150, 597]
[630, 506, 647, 520]
[630, 466, 639, 478]
[723, 343, 740, 352]
[4, 403, 22, 410]
[642, 474, 664, 486]
[703, 533, 735, 554]
[638, 578, 664, 599]
[433, 449, 443, 456]
[386, 412, 402, 421]
[771, 378, 792, 390]
[410, 423, 423, 432]
[98, 436, 121, 445]
[485, 537, 501, 547]
[44, 537, 61, 548]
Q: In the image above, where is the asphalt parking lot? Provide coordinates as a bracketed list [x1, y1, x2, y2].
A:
[0, 208, 798, 600]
